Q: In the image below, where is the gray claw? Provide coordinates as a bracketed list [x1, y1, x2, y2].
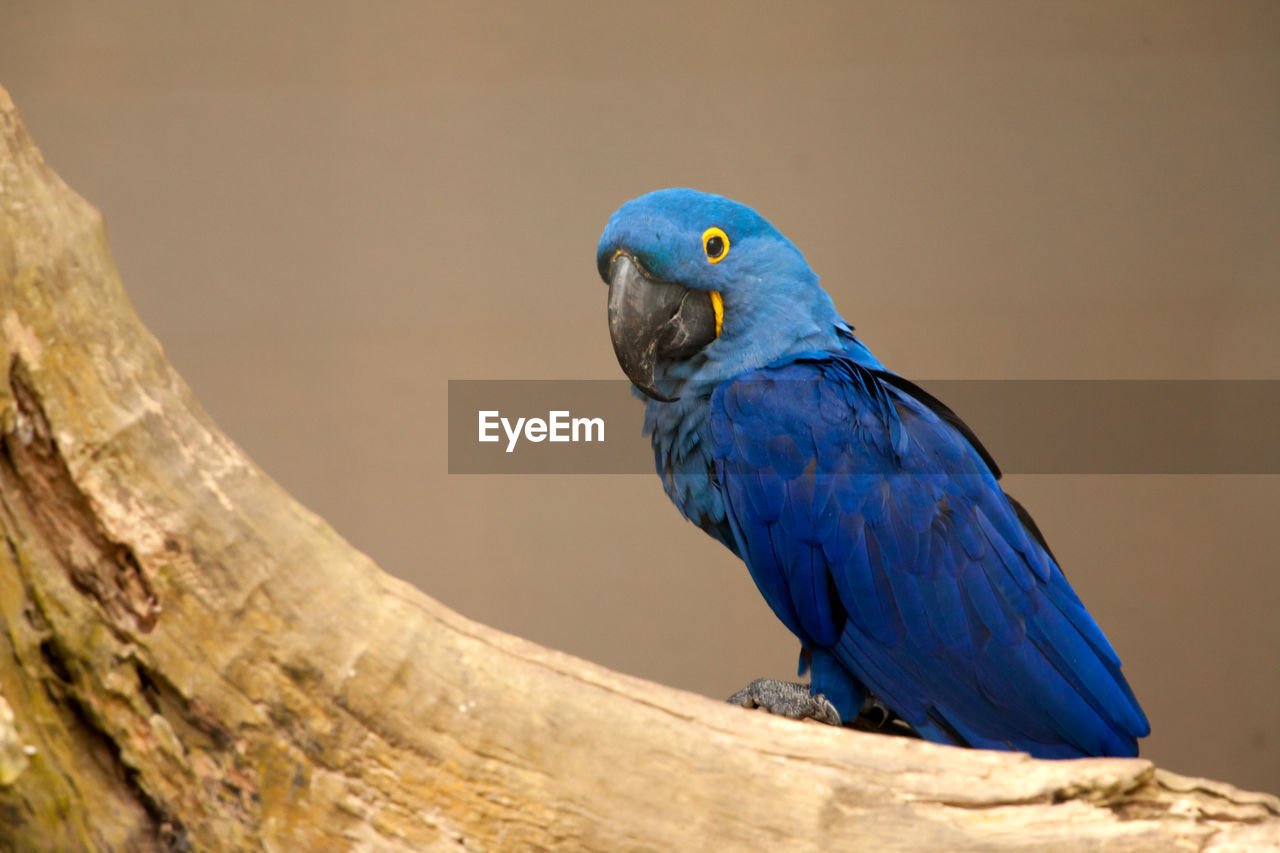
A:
[859, 694, 894, 727]
[727, 678, 842, 726]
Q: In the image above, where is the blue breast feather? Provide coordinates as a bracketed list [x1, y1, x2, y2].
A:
[708, 356, 1150, 758]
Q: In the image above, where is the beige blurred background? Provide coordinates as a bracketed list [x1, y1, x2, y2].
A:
[3, 1, 1277, 793]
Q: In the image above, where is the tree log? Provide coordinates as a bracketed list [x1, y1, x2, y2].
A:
[0, 84, 1276, 853]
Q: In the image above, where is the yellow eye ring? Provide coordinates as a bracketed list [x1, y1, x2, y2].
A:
[702, 227, 730, 264]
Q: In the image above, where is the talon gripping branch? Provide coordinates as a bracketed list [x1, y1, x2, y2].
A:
[597, 189, 1149, 759]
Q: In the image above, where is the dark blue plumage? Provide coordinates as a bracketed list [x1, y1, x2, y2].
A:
[598, 188, 1149, 758]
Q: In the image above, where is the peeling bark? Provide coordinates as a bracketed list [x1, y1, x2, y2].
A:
[0, 83, 1276, 852]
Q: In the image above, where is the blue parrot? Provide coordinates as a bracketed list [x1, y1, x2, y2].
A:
[597, 188, 1149, 758]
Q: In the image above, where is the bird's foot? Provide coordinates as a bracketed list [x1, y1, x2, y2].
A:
[850, 694, 922, 739]
[726, 678, 842, 726]
[858, 694, 894, 727]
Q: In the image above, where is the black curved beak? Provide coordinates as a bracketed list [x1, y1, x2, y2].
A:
[605, 252, 717, 401]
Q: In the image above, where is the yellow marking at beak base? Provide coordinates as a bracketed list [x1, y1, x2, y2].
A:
[711, 291, 724, 337]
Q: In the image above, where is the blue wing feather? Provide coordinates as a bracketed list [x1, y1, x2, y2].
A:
[710, 356, 1150, 758]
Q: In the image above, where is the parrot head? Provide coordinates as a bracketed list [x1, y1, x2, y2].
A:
[597, 188, 847, 401]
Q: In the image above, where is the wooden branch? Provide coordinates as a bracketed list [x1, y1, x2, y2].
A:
[0, 84, 1275, 853]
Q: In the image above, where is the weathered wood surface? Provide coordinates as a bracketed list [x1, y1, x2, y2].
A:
[0, 83, 1276, 852]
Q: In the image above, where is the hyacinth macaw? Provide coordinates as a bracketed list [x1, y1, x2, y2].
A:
[596, 188, 1149, 758]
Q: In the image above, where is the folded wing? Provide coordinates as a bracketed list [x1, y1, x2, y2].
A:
[709, 358, 1149, 758]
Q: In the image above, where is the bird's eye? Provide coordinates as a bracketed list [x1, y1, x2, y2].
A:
[702, 227, 730, 264]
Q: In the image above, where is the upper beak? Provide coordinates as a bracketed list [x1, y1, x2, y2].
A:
[605, 252, 718, 402]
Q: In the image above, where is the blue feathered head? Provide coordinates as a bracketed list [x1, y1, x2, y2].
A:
[597, 188, 848, 399]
